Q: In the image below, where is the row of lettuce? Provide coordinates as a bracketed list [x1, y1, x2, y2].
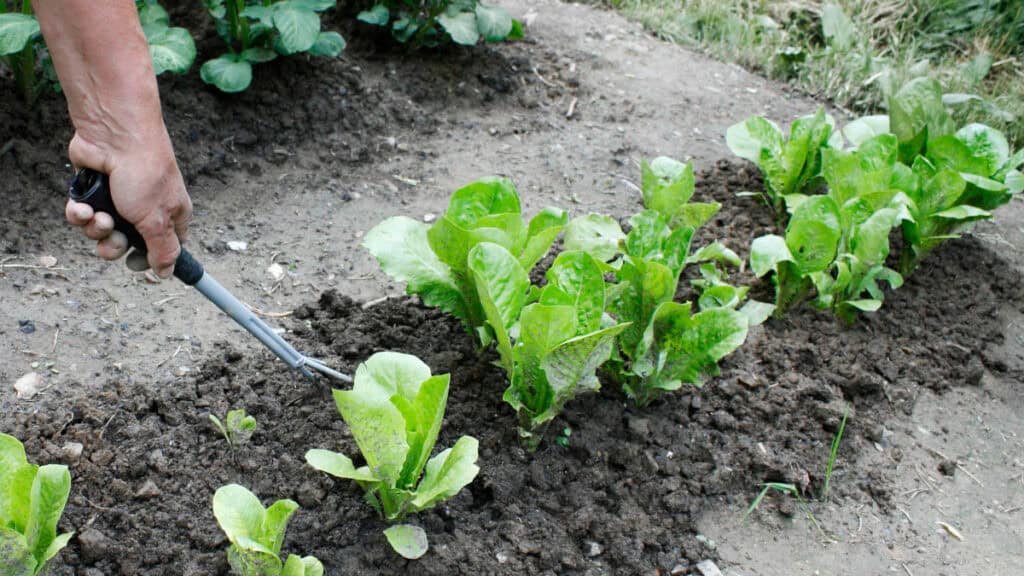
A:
[0, 0, 519, 98]
[3, 77, 1021, 575]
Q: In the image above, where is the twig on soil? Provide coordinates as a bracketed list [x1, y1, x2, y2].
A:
[926, 447, 985, 487]
[902, 563, 915, 576]
[362, 295, 396, 309]
[99, 409, 120, 440]
[156, 344, 183, 368]
[86, 498, 118, 512]
[566, 97, 578, 119]
[246, 305, 293, 318]
[896, 505, 914, 525]
[532, 66, 557, 88]
[153, 293, 185, 308]
[51, 329, 60, 354]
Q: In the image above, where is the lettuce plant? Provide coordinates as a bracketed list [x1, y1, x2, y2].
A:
[726, 109, 841, 217]
[0, 433, 73, 576]
[357, 0, 522, 48]
[212, 484, 323, 576]
[750, 134, 911, 323]
[470, 245, 628, 447]
[0, 1, 193, 103]
[305, 352, 479, 559]
[364, 177, 568, 348]
[209, 408, 257, 451]
[567, 157, 764, 406]
[201, 0, 345, 93]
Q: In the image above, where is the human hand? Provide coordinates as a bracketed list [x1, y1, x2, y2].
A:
[64, 132, 192, 278]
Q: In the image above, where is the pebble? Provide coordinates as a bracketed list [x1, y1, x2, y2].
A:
[670, 565, 688, 575]
[14, 372, 43, 399]
[18, 319, 35, 334]
[496, 551, 509, 564]
[77, 528, 112, 564]
[423, 213, 437, 223]
[62, 442, 84, 463]
[585, 541, 603, 557]
[695, 559, 723, 576]
[227, 240, 248, 252]
[135, 480, 162, 500]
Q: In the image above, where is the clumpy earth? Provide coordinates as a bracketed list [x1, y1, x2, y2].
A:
[2, 0, 1022, 574]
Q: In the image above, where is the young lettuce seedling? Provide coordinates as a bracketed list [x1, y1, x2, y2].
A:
[0, 433, 73, 576]
[209, 408, 257, 451]
[200, 0, 345, 93]
[567, 157, 767, 407]
[364, 177, 568, 349]
[726, 109, 842, 218]
[750, 134, 911, 322]
[357, 0, 523, 48]
[305, 352, 479, 559]
[470, 245, 629, 448]
[212, 484, 323, 576]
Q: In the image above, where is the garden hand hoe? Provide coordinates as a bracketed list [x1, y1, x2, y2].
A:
[69, 168, 352, 384]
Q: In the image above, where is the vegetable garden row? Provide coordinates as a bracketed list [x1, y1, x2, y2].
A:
[0, 0, 519, 97]
[2, 62, 1020, 573]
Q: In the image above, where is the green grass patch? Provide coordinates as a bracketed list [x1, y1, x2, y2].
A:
[598, 0, 1024, 145]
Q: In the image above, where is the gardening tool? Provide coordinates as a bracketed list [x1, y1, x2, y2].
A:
[69, 168, 352, 383]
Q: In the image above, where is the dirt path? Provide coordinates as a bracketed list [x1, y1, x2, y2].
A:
[1, 0, 1021, 574]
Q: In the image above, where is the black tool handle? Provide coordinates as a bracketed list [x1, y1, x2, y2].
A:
[68, 168, 204, 285]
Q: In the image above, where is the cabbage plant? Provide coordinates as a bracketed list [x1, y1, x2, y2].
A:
[364, 177, 568, 348]
[306, 352, 479, 559]
[212, 484, 323, 576]
[200, 0, 345, 93]
[357, 0, 522, 47]
[0, 433, 73, 576]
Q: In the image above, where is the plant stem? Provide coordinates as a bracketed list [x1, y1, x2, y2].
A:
[13, 43, 36, 104]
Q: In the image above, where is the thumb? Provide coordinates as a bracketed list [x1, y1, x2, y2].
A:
[136, 214, 181, 278]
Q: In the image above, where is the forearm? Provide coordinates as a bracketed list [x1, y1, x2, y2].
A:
[34, 0, 172, 170]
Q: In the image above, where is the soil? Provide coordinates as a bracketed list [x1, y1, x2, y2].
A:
[2, 0, 1023, 575]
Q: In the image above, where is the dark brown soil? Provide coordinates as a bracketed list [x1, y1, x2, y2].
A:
[5, 162, 1021, 576]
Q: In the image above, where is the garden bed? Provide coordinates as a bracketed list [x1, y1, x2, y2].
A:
[3, 0, 1023, 574]
[5, 162, 1020, 575]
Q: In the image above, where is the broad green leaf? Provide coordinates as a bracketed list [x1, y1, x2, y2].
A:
[468, 243, 528, 367]
[308, 31, 345, 57]
[956, 123, 1009, 176]
[641, 157, 695, 217]
[540, 251, 605, 334]
[228, 546, 282, 576]
[25, 464, 71, 568]
[519, 207, 569, 271]
[726, 116, 784, 165]
[785, 196, 841, 274]
[262, 499, 300, 557]
[960, 173, 1012, 209]
[241, 47, 278, 63]
[356, 351, 433, 401]
[650, 303, 748, 386]
[625, 210, 672, 260]
[213, 485, 276, 557]
[844, 299, 882, 312]
[358, 4, 390, 25]
[439, 9, 480, 45]
[686, 241, 741, 267]
[290, 0, 336, 11]
[145, 26, 196, 75]
[851, 208, 898, 267]
[200, 54, 253, 93]
[822, 133, 898, 207]
[670, 202, 720, 230]
[333, 387, 409, 486]
[537, 323, 628, 421]
[475, 4, 513, 42]
[889, 77, 954, 162]
[563, 214, 625, 262]
[383, 524, 429, 560]
[445, 177, 520, 228]
[138, 3, 171, 27]
[842, 115, 889, 148]
[739, 300, 776, 326]
[927, 135, 994, 177]
[933, 205, 991, 221]
[749, 235, 792, 277]
[608, 257, 676, 360]
[411, 436, 479, 510]
[364, 216, 465, 320]
[305, 450, 379, 482]
[273, 4, 321, 54]
[0, 14, 39, 56]
[1004, 170, 1023, 195]
[282, 554, 324, 576]
[393, 374, 450, 489]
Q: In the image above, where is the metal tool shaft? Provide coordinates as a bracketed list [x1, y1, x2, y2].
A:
[194, 274, 351, 383]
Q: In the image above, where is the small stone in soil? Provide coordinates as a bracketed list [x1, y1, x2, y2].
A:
[695, 559, 723, 576]
[135, 480, 162, 499]
[18, 319, 35, 334]
[586, 541, 603, 557]
[227, 240, 248, 251]
[62, 442, 84, 463]
[938, 459, 957, 477]
[14, 372, 43, 399]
